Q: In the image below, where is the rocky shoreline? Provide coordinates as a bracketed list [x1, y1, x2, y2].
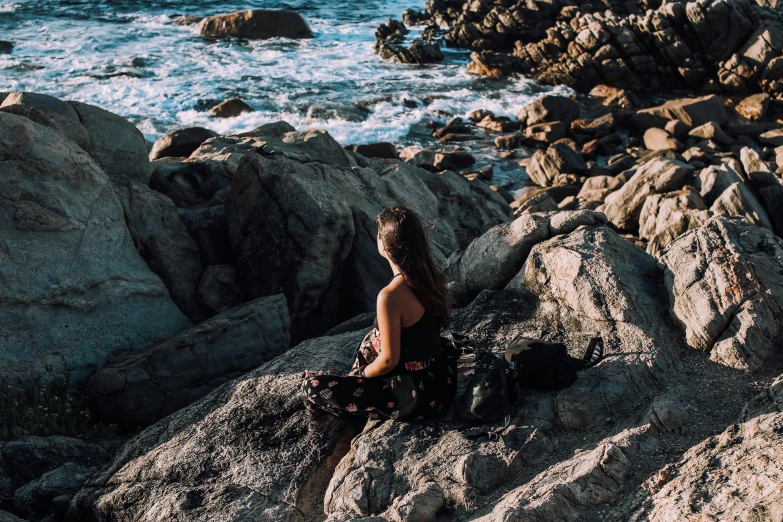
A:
[2, 8, 783, 517]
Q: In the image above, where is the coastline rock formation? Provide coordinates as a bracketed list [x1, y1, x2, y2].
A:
[381, 0, 783, 98]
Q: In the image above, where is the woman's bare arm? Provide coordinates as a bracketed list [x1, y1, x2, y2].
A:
[363, 288, 401, 377]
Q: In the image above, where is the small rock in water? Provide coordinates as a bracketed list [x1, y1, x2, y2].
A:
[196, 10, 314, 40]
[0, 41, 13, 53]
[209, 98, 255, 118]
[347, 142, 398, 159]
[169, 14, 204, 26]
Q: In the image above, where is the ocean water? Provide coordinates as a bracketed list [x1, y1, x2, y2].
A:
[0, 0, 571, 185]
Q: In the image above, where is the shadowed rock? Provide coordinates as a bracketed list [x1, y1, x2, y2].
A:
[196, 10, 313, 40]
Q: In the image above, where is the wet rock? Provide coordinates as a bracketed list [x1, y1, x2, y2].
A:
[14, 463, 95, 522]
[759, 127, 783, 146]
[643, 128, 682, 151]
[0, 436, 111, 505]
[734, 92, 770, 121]
[376, 36, 444, 64]
[208, 98, 255, 118]
[527, 143, 588, 187]
[306, 102, 369, 123]
[149, 127, 219, 160]
[632, 412, 783, 521]
[518, 95, 580, 127]
[197, 264, 244, 315]
[195, 9, 314, 40]
[445, 210, 608, 306]
[0, 112, 191, 389]
[70, 329, 363, 522]
[601, 157, 694, 232]
[0, 41, 13, 53]
[169, 14, 203, 26]
[633, 95, 728, 130]
[660, 216, 783, 372]
[89, 294, 290, 428]
[467, 109, 493, 122]
[114, 182, 205, 322]
[476, 114, 518, 133]
[400, 147, 453, 172]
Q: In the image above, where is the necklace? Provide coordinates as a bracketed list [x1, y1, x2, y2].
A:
[389, 273, 402, 284]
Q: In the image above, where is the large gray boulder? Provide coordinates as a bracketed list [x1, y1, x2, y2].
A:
[0, 92, 80, 123]
[0, 103, 90, 151]
[638, 188, 710, 256]
[195, 9, 314, 40]
[70, 329, 362, 522]
[709, 181, 773, 230]
[68, 100, 150, 184]
[0, 112, 191, 388]
[114, 182, 205, 322]
[633, 95, 729, 130]
[600, 157, 694, 232]
[445, 210, 608, 306]
[526, 143, 588, 187]
[660, 216, 783, 372]
[517, 95, 580, 127]
[149, 127, 218, 160]
[89, 294, 291, 428]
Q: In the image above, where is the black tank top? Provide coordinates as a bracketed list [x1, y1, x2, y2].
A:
[373, 274, 442, 362]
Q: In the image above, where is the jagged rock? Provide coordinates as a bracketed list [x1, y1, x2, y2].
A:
[114, 182, 205, 322]
[734, 92, 770, 120]
[523, 121, 565, 142]
[208, 98, 255, 118]
[149, 159, 233, 208]
[741, 147, 783, 236]
[513, 192, 559, 214]
[694, 163, 745, 203]
[759, 127, 783, 146]
[400, 147, 452, 172]
[14, 463, 95, 521]
[89, 294, 290, 428]
[256, 126, 358, 169]
[476, 114, 518, 133]
[376, 37, 444, 64]
[660, 216, 783, 371]
[664, 119, 691, 140]
[197, 265, 244, 315]
[178, 204, 233, 266]
[688, 121, 733, 145]
[639, 188, 710, 256]
[149, 127, 219, 161]
[68, 100, 150, 184]
[600, 158, 694, 232]
[518, 95, 580, 127]
[709, 181, 773, 230]
[589, 84, 638, 109]
[0, 511, 25, 522]
[527, 143, 588, 187]
[632, 412, 783, 521]
[195, 10, 314, 39]
[70, 330, 363, 522]
[643, 128, 682, 151]
[740, 374, 783, 421]
[0, 436, 112, 504]
[444, 210, 608, 306]
[571, 112, 616, 137]
[0, 112, 191, 388]
[634, 96, 728, 130]
[225, 145, 510, 342]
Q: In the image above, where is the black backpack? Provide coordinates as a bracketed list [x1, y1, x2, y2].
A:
[457, 351, 511, 425]
[505, 336, 604, 397]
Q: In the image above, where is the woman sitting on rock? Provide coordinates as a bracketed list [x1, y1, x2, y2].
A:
[302, 205, 456, 422]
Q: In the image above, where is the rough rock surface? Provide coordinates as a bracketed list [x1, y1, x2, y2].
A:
[638, 188, 710, 256]
[600, 157, 694, 232]
[89, 294, 291, 429]
[208, 98, 255, 118]
[445, 210, 608, 306]
[149, 127, 219, 161]
[631, 412, 783, 521]
[14, 463, 95, 521]
[195, 10, 314, 40]
[70, 330, 363, 522]
[660, 216, 783, 372]
[0, 112, 191, 388]
[114, 182, 205, 322]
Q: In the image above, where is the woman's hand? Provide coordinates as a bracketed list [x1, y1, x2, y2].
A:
[363, 288, 401, 378]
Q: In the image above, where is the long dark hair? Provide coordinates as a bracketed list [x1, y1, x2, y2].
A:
[376, 206, 452, 330]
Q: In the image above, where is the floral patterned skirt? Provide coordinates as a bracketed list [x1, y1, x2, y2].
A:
[301, 333, 457, 422]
